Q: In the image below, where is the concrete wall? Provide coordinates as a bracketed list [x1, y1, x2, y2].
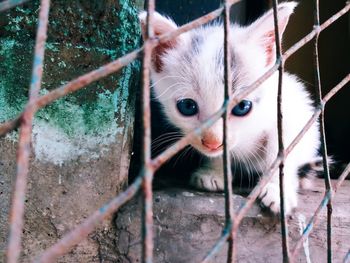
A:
[0, 0, 143, 261]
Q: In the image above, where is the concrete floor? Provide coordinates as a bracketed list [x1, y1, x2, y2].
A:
[114, 179, 350, 263]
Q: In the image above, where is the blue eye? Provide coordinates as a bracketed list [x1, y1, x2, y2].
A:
[231, 100, 252, 116]
[176, 99, 198, 116]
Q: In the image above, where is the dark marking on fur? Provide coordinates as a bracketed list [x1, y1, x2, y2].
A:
[298, 163, 316, 178]
[191, 33, 204, 55]
[215, 47, 224, 70]
[179, 33, 204, 67]
[215, 46, 236, 70]
[230, 47, 236, 70]
[298, 156, 333, 178]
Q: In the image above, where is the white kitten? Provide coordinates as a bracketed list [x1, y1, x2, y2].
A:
[139, 2, 320, 214]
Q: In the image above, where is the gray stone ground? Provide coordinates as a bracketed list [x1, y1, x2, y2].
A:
[115, 179, 350, 263]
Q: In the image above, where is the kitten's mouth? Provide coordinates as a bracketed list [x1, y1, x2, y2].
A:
[199, 145, 223, 157]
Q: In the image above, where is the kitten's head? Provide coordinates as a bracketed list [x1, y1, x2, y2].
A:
[139, 2, 297, 157]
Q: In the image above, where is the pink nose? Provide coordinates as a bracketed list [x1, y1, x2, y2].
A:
[201, 139, 222, 150]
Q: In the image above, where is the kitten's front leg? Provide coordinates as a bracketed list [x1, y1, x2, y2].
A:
[258, 164, 298, 214]
[190, 157, 224, 192]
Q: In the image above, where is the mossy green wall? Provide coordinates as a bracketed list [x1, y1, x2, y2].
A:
[0, 0, 143, 164]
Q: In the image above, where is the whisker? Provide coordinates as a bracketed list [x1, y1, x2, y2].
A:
[151, 132, 183, 142]
[152, 132, 183, 155]
[173, 146, 192, 168]
[152, 83, 189, 100]
[151, 75, 189, 88]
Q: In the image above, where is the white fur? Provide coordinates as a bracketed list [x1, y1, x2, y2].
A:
[140, 2, 319, 214]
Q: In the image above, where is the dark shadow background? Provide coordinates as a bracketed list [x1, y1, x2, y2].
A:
[283, 0, 350, 175]
[130, 0, 349, 188]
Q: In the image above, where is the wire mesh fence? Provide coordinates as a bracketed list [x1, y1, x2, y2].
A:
[0, 0, 349, 262]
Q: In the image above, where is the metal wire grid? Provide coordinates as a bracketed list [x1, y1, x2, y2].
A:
[0, 0, 350, 262]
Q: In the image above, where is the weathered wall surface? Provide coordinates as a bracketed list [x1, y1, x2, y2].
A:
[0, 0, 143, 261]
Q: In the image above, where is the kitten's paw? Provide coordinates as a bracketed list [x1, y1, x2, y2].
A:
[190, 172, 224, 192]
[258, 183, 297, 215]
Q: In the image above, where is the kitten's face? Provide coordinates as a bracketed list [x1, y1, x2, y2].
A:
[151, 27, 265, 157]
[139, 3, 296, 157]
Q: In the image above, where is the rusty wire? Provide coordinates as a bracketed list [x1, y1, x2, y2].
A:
[202, 227, 231, 263]
[1, 0, 350, 262]
[271, 0, 290, 261]
[344, 250, 350, 263]
[0, 0, 30, 12]
[141, 0, 155, 262]
[312, 0, 333, 261]
[222, 1, 235, 262]
[6, 1, 50, 263]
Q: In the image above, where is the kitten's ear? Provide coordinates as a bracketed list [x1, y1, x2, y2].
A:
[246, 2, 297, 66]
[139, 11, 180, 73]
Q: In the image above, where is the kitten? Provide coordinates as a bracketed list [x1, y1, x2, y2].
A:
[139, 2, 320, 214]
